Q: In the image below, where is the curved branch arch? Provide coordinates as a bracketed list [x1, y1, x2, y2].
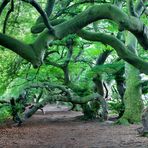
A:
[53, 4, 148, 50]
[78, 30, 148, 74]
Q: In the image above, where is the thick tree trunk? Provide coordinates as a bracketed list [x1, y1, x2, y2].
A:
[120, 64, 143, 123]
[119, 33, 143, 124]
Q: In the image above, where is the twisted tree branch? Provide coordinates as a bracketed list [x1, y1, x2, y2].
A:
[22, 0, 53, 32]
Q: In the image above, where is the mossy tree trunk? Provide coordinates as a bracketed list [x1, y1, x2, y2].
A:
[121, 63, 143, 123]
[119, 33, 143, 124]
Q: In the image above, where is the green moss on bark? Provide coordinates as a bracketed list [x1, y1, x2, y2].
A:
[118, 32, 143, 124]
[120, 63, 143, 123]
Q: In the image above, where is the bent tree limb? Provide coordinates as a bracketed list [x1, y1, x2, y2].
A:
[78, 30, 148, 74]
[25, 92, 101, 119]
[53, 4, 148, 50]
[0, 33, 41, 67]
[24, 99, 47, 119]
[28, 82, 103, 103]
[27, 83, 72, 99]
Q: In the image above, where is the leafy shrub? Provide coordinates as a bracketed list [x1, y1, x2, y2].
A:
[0, 105, 12, 123]
[108, 100, 124, 115]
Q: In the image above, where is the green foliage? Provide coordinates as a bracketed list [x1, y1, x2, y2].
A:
[0, 50, 17, 95]
[109, 100, 124, 115]
[81, 103, 96, 120]
[0, 105, 11, 123]
[2, 78, 29, 98]
[116, 118, 130, 125]
[80, 100, 101, 120]
[84, 43, 104, 57]
[92, 61, 124, 75]
[70, 83, 91, 97]
[15, 103, 25, 114]
[142, 132, 148, 137]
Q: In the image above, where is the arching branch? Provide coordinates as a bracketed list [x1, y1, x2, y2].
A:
[78, 30, 148, 74]
[0, 33, 39, 67]
[53, 4, 148, 50]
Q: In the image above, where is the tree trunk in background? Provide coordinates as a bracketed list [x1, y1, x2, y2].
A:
[92, 50, 111, 120]
[115, 67, 125, 118]
[93, 75, 108, 120]
[119, 32, 143, 124]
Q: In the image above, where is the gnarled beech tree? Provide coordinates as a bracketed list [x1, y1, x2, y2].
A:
[0, 1, 148, 74]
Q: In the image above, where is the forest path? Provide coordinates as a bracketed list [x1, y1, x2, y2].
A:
[0, 104, 148, 148]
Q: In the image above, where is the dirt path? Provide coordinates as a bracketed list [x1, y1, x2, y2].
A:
[0, 105, 148, 148]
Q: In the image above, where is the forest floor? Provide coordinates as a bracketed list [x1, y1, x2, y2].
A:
[0, 104, 148, 148]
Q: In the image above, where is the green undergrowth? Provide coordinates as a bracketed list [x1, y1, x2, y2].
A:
[0, 105, 12, 124]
